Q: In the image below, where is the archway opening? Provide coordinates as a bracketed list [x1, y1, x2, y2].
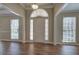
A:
[30, 9, 49, 42]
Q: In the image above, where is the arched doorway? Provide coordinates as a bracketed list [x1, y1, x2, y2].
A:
[30, 9, 49, 43]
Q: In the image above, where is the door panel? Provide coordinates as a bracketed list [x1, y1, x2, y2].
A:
[33, 18, 45, 42]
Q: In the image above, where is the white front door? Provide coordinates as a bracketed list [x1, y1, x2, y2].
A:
[30, 17, 49, 42]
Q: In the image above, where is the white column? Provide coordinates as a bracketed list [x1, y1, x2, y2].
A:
[22, 17, 26, 43]
[54, 16, 58, 45]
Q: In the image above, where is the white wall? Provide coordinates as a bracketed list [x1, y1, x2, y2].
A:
[55, 12, 79, 45]
[2, 3, 26, 42]
[0, 16, 23, 42]
[53, 3, 68, 45]
[3, 3, 25, 17]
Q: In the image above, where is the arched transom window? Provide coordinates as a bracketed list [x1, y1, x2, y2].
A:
[31, 9, 48, 18]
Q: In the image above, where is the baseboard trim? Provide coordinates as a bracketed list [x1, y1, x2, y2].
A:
[24, 41, 54, 45]
[0, 39, 23, 43]
[1, 39, 79, 46]
[55, 43, 79, 46]
[0, 39, 54, 45]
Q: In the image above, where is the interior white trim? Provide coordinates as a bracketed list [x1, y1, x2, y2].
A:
[55, 3, 68, 17]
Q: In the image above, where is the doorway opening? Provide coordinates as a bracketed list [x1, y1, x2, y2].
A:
[30, 9, 49, 42]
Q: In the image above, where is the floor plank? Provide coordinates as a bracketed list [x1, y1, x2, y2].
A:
[0, 41, 78, 55]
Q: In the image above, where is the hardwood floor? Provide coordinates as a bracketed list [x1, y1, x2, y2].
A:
[0, 41, 79, 55]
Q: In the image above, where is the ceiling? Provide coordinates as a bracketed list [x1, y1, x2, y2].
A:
[1, 3, 79, 16]
[0, 3, 54, 16]
[20, 3, 54, 10]
[0, 4, 16, 16]
[62, 3, 79, 13]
